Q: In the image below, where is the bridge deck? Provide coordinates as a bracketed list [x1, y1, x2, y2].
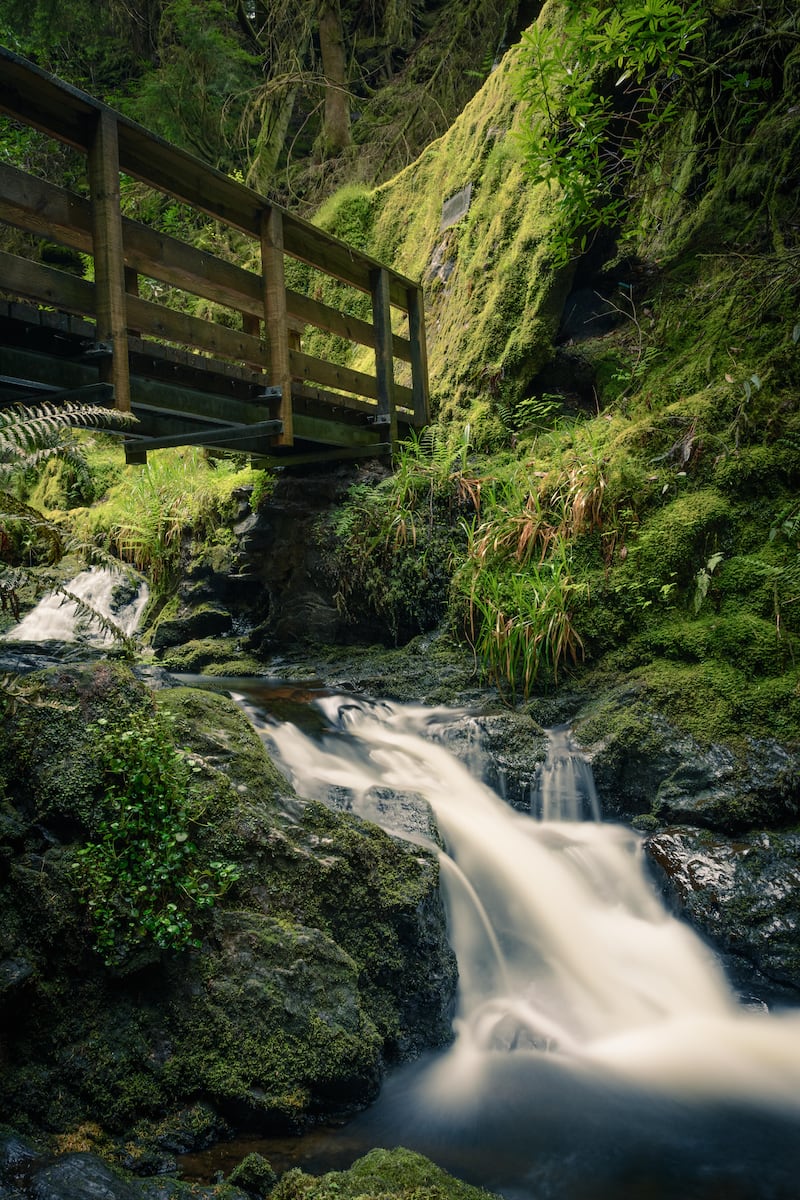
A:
[0, 48, 429, 465]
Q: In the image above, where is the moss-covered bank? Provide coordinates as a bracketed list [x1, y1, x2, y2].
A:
[0, 664, 456, 1144]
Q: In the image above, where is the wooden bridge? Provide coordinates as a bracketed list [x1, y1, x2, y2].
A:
[0, 48, 429, 465]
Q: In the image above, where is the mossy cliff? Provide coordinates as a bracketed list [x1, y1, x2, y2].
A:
[303, 0, 800, 731]
[0, 664, 456, 1144]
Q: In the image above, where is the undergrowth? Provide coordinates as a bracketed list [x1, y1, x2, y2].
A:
[72, 708, 240, 967]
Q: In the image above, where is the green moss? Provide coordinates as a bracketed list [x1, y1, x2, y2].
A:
[155, 638, 267, 676]
[272, 1147, 500, 1200]
[625, 489, 731, 583]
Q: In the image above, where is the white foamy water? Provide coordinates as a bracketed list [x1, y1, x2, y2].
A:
[3, 567, 148, 644]
[260, 696, 800, 1113]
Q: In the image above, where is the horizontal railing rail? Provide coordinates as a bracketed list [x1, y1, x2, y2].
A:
[0, 46, 429, 452]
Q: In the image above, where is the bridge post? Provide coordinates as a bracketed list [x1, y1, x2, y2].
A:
[370, 266, 397, 449]
[407, 285, 430, 428]
[88, 110, 131, 413]
[260, 207, 293, 446]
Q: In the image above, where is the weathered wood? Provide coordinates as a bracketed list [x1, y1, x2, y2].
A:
[88, 110, 130, 411]
[407, 285, 430, 426]
[0, 163, 418, 360]
[0, 48, 418, 305]
[292, 411, 384, 447]
[126, 293, 265, 367]
[0, 250, 96, 315]
[125, 419, 283, 452]
[370, 266, 397, 445]
[292, 382, 415, 421]
[0, 46, 431, 460]
[260, 207, 293, 445]
[289, 347, 415, 409]
[251, 443, 392, 468]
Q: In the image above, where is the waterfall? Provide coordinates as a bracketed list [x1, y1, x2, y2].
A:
[2, 567, 148, 645]
[229, 687, 800, 1198]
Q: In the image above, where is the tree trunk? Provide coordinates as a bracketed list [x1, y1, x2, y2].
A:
[317, 0, 351, 156]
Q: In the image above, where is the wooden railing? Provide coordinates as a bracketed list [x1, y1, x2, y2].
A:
[0, 47, 429, 453]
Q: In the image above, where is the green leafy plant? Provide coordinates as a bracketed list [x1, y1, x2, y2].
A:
[458, 534, 588, 698]
[73, 709, 239, 967]
[515, 0, 707, 258]
[693, 550, 724, 614]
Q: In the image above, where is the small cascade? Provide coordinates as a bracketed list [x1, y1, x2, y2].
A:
[212, 684, 800, 1198]
[260, 694, 800, 1108]
[530, 724, 601, 821]
[3, 567, 149, 645]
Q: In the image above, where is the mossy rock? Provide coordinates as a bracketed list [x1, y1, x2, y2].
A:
[271, 1147, 500, 1200]
[0, 668, 456, 1141]
[151, 604, 233, 651]
[155, 638, 266, 676]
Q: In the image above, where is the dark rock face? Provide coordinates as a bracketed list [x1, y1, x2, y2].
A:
[236, 462, 391, 651]
[646, 826, 800, 997]
[578, 705, 800, 833]
[574, 690, 800, 995]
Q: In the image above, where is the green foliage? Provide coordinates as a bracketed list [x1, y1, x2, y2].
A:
[72, 709, 239, 967]
[458, 535, 588, 698]
[0, 401, 135, 639]
[322, 429, 477, 641]
[515, 0, 707, 257]
[70, 450, 263, 596]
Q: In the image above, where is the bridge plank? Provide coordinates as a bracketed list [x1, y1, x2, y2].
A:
[0, 250, 96, 317]
[289, 348, 414, 408]
[88, 110, 131, 412]
[125, 294, 266, 368]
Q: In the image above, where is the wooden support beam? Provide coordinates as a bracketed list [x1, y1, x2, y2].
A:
[288, 348, 413, 408]
[88, 110, 130, 412]
[252, 444, 391, 469]
[370, 266, 397, 446]
[124, 419, 283, 452]
[407, 285, 430, 427]
[260, 207, 293, 445]
[125, 293, 265, 367]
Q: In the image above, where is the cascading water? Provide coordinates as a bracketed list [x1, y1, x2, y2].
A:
[2, 567, 148, 645]
[225, 686, 800, 1198]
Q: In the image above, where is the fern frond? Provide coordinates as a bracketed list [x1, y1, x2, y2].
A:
[0, 401, 136, 459]
[0, 492, 65, 561]
[56, 585, 135, 653]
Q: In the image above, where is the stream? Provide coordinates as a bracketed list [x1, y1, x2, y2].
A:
[5, 571, 800, 1198]
[182, 679, 800, 1200]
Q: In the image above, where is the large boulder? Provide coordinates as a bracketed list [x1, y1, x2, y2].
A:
[646, 825, 800, 996]
[0, 664, 456, 1141]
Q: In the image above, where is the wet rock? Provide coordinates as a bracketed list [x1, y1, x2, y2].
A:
[30, 1153, 138, 1200]
[0, 958, 33, 993]
[646, 825, 800, 994]
[150, 605, 232, 651]
[431, 710, 547, 810]
[0, 1132, 41, 1193]
[576, 700, 800, 831]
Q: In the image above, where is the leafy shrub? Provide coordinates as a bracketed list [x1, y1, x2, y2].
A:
[72, 709, 239, 966]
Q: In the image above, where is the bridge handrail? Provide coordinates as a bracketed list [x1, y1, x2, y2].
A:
[0, 46, 429, 447]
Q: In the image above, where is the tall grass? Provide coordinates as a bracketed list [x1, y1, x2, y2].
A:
[459, 532, 588, 698]
[70, 449, 263, 595]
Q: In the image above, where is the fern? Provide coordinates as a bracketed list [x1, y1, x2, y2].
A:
[0, 399, 136, 647]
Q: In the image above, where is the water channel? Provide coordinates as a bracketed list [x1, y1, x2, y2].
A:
[181, 678, 800, 1200]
